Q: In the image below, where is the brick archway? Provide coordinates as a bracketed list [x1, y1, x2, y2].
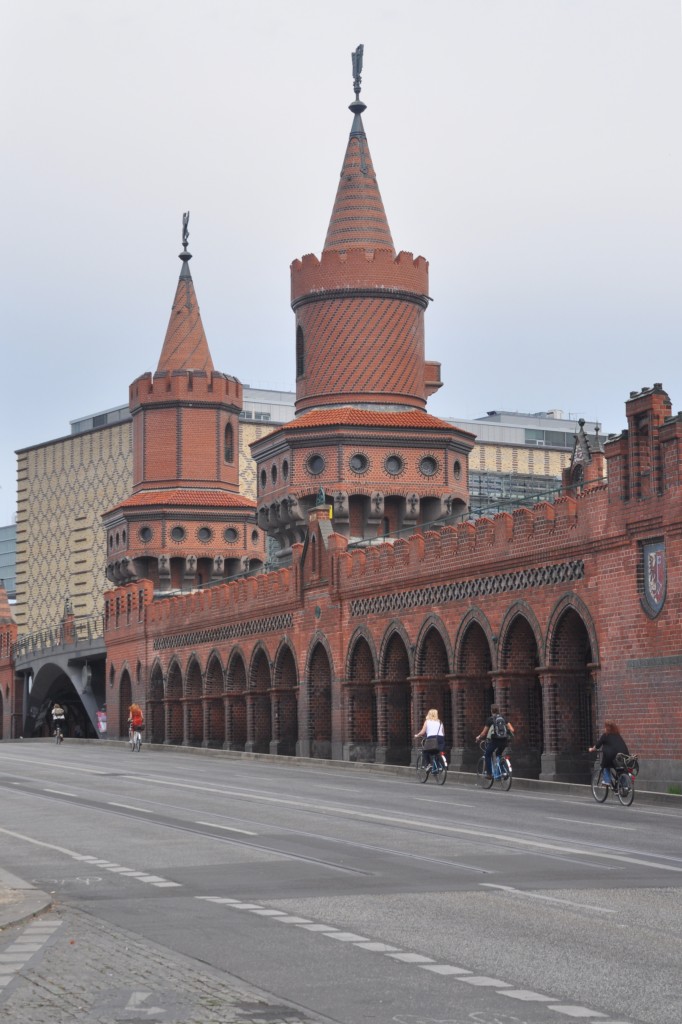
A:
[225, 651, 247, 750]
[185, 657, 203, 746]
[413, 623, 452, 759]
[149, 661, 164, 744]
[452, 615, 494, 771]
[165, 660, 183, 745]
[377, 631, 412, 766]
[204, 652, 224, 749]
[344, 633, 377, 761]
[541, 603, 596, 782]
[308, 641, 332, 760]
[271, 643, 298, 756]
[497, 612, 542, 779]
[119, 668, 132, 739]
[247, 647, 272, 753]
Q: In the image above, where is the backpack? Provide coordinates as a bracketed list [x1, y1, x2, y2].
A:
[492, 714, 507, 739]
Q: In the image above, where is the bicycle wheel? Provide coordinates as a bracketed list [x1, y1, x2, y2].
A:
[54, 729, 60, 745]
[134, 732, 142, 753]
[499, 758, 513, 791]
[591, 765, 608, 802]
[435, 763, 447, 785]
[476, 756, 493, 789]
[416, 752, 429, 784]
[617, 773, 635, 806]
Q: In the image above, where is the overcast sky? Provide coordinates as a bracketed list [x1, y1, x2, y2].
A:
[2, 0, 682, 524]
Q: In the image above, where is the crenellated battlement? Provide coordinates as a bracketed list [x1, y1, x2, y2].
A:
[129, 370, 243, 410]
[335, 485, 610, 594]
[291, 249, 429, 303]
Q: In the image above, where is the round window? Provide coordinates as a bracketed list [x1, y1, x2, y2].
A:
[420, 456, 438, 477]
[349, 452, 369, 473]
[454, 460, 462, 480]
[251, 529, 260, 545]
[171, 526, 186, 542]
[198, 527, 212, 542]
[224, 528, 238, 543]
[282, 459, 289, 480]
[307, 454, 325, 475]
[139, 526, 152, 543]
[385, 455, 404, 476]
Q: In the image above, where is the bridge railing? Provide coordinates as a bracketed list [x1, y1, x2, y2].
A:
[13, 615, 105, 661]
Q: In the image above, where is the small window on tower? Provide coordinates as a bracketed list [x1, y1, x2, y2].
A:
[224, 422, 234, 463]
[296, 325, 305, 378]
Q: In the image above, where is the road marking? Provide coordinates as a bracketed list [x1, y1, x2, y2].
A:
[109, 802, 154, 813]
[550, 816, 637, 831]
[419, 964, 471, 975]
[501, 989, 558, 1001]
[194, 894, 623, 1020]
[118, 775, 682, 873]
[459, 975, 511, 987]
[480, 883, 616, 913]
[548, 1007, 608, 1018]
[44, 788, 76, 797]
[196, 821, 258, 835]
[0, 828, 180, 889]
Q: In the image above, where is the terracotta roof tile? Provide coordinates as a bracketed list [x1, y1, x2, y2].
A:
[279, 408, 472, 433]
[109, 489, 256, 513]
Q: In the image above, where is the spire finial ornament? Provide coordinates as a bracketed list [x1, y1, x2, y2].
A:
[180, 210, 192, 265]
[349, 44, 367, 116]
[352, 44, 364, 101]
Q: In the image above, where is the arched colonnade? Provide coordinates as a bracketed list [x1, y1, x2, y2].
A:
[114, 596, 599, 782]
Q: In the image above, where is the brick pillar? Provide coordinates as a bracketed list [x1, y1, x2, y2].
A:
[373, 683, 389, 763]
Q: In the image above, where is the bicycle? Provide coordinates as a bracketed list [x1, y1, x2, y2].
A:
[476, 740, 512, 791]
[591, 752, 638, 806]
[129, 722, 143, 752]
[416, 742, 448, 785]
[53, 723, 64, 744]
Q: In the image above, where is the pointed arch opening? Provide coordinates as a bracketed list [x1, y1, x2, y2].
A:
[225, 652, 247, 750]
[184, 657, 203, 746]
[453, 617, 494, 770]
[204, 653, 225, 748]
[414, 624, 452, 760]
[149, 662, 165, 744]
[377, 631, 412, 765]
[119, 669, 133, 740]
[544, 605, 595, 782]
[499, 613, 542, 779]
[165, 661, 183, 745]
[345, 634, 377, 761]
[247, 649, 272, 753]
[307, 642, 332, 759]
[271, 644, 298, 755]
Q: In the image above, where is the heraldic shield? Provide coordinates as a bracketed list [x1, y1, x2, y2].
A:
[642, 540, 667, 617]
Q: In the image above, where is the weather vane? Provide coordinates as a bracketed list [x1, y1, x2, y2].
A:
[352, 44, 364, 101]
[182, 211, 190, 251]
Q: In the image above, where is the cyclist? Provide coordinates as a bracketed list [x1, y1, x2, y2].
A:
[51, 702, 66, 739]
[414, 708, 446, 774]
[589, 720, 629, 788]
[128, 702, 144, 743]
[475, 704, 514, 779]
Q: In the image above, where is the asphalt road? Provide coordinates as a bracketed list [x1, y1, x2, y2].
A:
[1, 741, 681, 1024]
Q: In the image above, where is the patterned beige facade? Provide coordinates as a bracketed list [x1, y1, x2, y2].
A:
[14, 414, 570, 635]
[469, 444, 568, 477]
[15, 423, 133, 634]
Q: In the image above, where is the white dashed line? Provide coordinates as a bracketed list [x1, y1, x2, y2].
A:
[193, 894, 624, 1020]
[109, 802, 154, 812]
[480, 883, 616, 914]
[196, 821, 258, 835]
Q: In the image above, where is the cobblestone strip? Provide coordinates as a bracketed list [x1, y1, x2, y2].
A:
[0, 904, 323, 1024]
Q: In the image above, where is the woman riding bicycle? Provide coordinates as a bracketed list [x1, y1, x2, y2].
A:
[589, 720, 629, 788]
[414, 708, 445, 773]
[128, 702, 144, 738]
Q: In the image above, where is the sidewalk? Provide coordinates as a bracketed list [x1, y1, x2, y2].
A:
[0, 867, 52, 930]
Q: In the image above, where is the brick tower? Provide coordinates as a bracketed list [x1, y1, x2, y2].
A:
[104, 217, 264, 592]
[252, 46, 474, 555]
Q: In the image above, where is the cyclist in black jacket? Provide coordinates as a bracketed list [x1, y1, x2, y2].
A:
[589, 721, 629, 787]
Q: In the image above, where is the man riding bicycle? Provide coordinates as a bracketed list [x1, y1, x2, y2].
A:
[476, 704, 514, 779]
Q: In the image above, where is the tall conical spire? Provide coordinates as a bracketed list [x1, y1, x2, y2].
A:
[323, 45, 394, 253]
[156, 212, 215, 374]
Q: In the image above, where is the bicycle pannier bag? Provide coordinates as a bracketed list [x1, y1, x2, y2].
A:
[493, 714, 507, 739]
[423, 736, 440, 751]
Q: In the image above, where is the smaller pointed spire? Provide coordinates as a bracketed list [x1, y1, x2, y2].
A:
[323, 45, 395, 253]
[156, 212, 215, 374]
